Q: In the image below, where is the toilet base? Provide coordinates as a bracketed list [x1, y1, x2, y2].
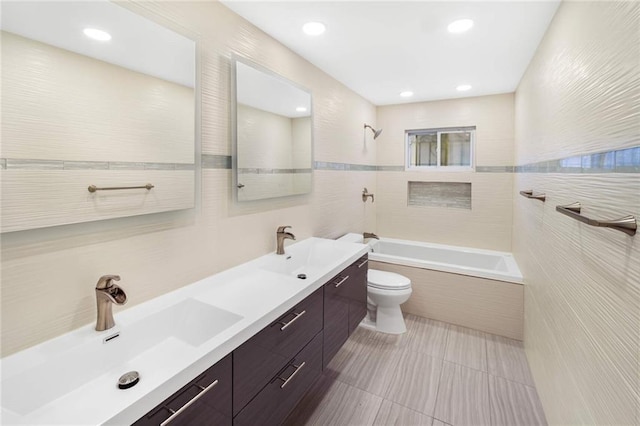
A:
[375, 304, 407, 334]
[360, 304, 407, 335]
[358, 317, 377, 332]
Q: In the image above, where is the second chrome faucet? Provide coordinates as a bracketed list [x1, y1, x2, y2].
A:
[95, 274, 127, 331]
[276, 226, 296, 255]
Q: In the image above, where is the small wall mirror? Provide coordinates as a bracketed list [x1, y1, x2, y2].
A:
[233, 58, 313, 201]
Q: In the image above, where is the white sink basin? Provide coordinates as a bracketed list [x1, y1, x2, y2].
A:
[260, 237, 358, 279]
[1, 299, 242, 416]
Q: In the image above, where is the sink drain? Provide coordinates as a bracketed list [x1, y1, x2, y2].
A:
[297, 273, 307, 280]
[118, 371, 140, 389]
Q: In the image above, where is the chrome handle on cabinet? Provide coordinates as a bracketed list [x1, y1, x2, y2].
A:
[333, 275, 349, 288]
[357, 259, 368, 268]
[160, 380, 219, 426]
[277, 310, 306, 331]
[276, 361, 306, 389]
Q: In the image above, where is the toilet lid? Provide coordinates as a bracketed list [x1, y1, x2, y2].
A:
[368, 269, 412, 290]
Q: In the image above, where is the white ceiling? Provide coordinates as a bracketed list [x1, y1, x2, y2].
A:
[1, 0, 195, 88]
[221, 0, 560, 105]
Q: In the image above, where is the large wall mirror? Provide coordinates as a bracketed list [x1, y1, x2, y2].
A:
[233, 58, 312, 201]
[1, 0, 197, 232]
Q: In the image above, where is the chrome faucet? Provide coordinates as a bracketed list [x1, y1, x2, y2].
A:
[362, 188, 374, 203]
[276, 226, 296, 255]
[363, 232, 379, 240]
[95, 274, 127, 331]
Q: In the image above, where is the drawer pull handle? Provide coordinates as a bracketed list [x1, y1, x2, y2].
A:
[277, 361, 306, 389]
[278, 310, 306, 331]
[160, 379, 219, 426]
[357, 259, 369, 268]
[334, 275, 350, 288]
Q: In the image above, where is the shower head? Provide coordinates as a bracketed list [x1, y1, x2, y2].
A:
[364, 124, 383, 139]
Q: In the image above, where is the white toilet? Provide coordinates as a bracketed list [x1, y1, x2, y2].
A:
[337, 233, 412, 334]
[365, 269, 412, 334]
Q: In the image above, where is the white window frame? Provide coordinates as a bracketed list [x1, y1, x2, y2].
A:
[405, 126, 476, 171]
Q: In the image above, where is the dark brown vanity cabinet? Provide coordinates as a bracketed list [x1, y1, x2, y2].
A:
[133, 255, 367, 426]
[233, 287, 323, 416]
[233, 331, 323, 426]
[134, 354, 232, 426]
[323, 255, 368, 367]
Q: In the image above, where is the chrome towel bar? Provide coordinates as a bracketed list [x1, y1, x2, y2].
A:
[88, 183, 154, 193]
[556, 202, 637, 236]
[519, 190, 546, 202]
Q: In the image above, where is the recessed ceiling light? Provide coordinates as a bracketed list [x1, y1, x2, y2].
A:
[296, 106, 307, 112]
[456, 84, 472, 91]
[400, 91, 414, 98]
[83, 28, 111, 41]
[302, 22, 326, 36]
[447, 19, 474, 34]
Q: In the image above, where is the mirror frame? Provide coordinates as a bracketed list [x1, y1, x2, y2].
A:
[231, 54, 314, 203]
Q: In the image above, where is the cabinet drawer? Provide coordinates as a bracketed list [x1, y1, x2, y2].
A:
[134, 353, 232, 426]
[233, 287, 323, 415]
[234, 331, 323, 426]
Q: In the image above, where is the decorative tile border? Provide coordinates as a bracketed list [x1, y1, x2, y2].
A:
[1, 158, 195, 171]
[313, 161, 378, 171]
[238, 168, 312, 174]
[5, 159, 63, 170]
[514, 146, 640, 174]
[476, 166, 515, 173]
[376, 165, 405, 172]
[7, 146, 636, 174]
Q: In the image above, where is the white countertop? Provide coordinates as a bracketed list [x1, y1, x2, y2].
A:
[0, 237, 368, 425]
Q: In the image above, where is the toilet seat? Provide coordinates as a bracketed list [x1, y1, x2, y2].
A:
[368, 269, 411, 291]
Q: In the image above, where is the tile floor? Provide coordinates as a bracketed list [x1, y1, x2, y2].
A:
[284, 314, 547, 426]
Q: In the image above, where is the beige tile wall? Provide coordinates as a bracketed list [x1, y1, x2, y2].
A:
[0, 0, 377, 356]
[375, 94, 515, 251]
[513, 1, 640, 424]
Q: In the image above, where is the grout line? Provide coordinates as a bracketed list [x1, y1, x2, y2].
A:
[487, 372, 538, 389]
[379, 397, 437, 422]
[369, 394, 386, 425]
[486, 332, 493, 426]
[433, 417, 452, 426]
[431, 324, 451, 421]
[377, 396, 434, 420]
[441, 357, 488, 374]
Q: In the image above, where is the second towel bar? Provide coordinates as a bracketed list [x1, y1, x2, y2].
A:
[519, 190, 546, 202]
[88, 183, 154, 193]
[555, 202, 636, 236]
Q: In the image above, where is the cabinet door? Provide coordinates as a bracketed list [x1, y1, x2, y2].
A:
[233, 288, 323, 415]
[347, 255, 368, 334]
[234, 331, 323, 426]
[323, 271, 350, 368]
[134, 354, 232, 426]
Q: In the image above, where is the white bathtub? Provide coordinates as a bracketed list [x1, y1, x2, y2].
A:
[338, 233, 524, 338]
[368, 237, 523, 284]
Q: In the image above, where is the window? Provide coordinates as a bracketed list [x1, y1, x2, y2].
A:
[406, 126, 475, 170]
